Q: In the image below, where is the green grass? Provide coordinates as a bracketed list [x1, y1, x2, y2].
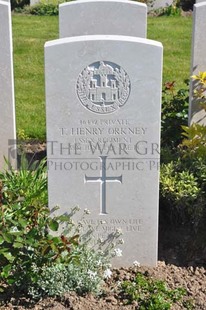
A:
[148, 16, 192, 88]
[12, 14, 192, 140]
[13, 15, 58, 140]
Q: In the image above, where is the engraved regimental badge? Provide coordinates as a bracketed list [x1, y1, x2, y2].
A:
[76, 61, 131, 114]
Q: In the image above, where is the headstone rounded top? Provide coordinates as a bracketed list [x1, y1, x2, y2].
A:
[60, 0, 146, 8]
[45, 35, 162, 48]
[0, 0, 10, 6]
[59, 0, 147, 38]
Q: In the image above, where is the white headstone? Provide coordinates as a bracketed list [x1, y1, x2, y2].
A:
[0, 0, 16, 169]
[189, 2, 206, 125]
[149, 0, 173, 10]
[30, 0, 39, 6]
[59, 0, 147, 38]
[45, 35, 162, 267]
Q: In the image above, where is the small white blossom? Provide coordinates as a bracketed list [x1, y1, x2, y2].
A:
[10, 226, 19, 232]
[133, 260, 141, 267]
[103, 268, 112, 279]
[96, 260, 102, 266]
[61, 250, 68, 258]
[118, 238, 124, 244]
[84, 208, 90, 214]
[100, 220, 106, 224]
[114, 248, 122, 257]
[88, 270, 97, 279]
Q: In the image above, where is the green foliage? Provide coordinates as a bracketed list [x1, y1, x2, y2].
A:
[160, 160, 203, 223]
[17, 129, 29, 141]
[0, 160, 79, 295]
[158, 0, 181, 16]
[160, 122, 206, 226]
[29, 244, 112, 298]
[121, 272, 189, 309]
[191, 71, 206, 112]
[180, 124, 206, 159]
[0, 159, 122, 299]
[22, 3, 59, 16]
[17, 0, 74, 15]
[161, 81, 189, 148]
[11, 0, 29, 10]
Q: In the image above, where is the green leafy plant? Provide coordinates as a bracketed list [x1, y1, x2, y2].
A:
[22, 2, 59, 16]
[0, 160, 79, 295]
[160, 122, 206, 226]
[160, 161, 202, 223]
[17, 129, 29, 141]
[0, 158, 123, 299]
[191, 71, 206, 117]
[161, 80, 189, 148]
[11, 0, 29, 10]
[180, 124, 206, 159]
[161, 0, 181, 16]
[18, 0, 74, 15]
[28, 243, 114, 298]
[121, 272, 190, 309]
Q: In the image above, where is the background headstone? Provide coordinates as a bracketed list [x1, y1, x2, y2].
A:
[45, 35, 162, 267]
[148, 0, 173, 11]
[30, 0, 39, 5]
[0, 0, 16, 169]
[59, 0, 147, 38]
[189, 1, 206, 125]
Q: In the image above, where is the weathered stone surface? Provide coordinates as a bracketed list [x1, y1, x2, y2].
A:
[189, 1, 206, 125]
[45, 34, 162, 267]
[59, 0, 147, 38]
[0, 0, 16, 169]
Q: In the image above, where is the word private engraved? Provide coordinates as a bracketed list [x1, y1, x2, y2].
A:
[76, 61, 131, 114]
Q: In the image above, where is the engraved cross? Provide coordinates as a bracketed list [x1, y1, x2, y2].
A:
[84, 156, 122, 215]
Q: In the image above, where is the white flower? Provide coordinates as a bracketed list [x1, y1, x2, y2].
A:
[133, 260, 141, 267]
[10, 226, 19, 232]
[84, 208, 90, 214]
[88, 270, 97, 279]
[118, 238, 124, 244]
[96, 260, 102, 266]
[114, 248, 122, 257]
[100, 220, 106, 224]
[103, 268, 112, 279]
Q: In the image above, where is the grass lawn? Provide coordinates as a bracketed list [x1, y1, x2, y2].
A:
[12, 14, 192, 140]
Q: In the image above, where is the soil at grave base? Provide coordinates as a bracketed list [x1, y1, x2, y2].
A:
[1, 262, 206, 310]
